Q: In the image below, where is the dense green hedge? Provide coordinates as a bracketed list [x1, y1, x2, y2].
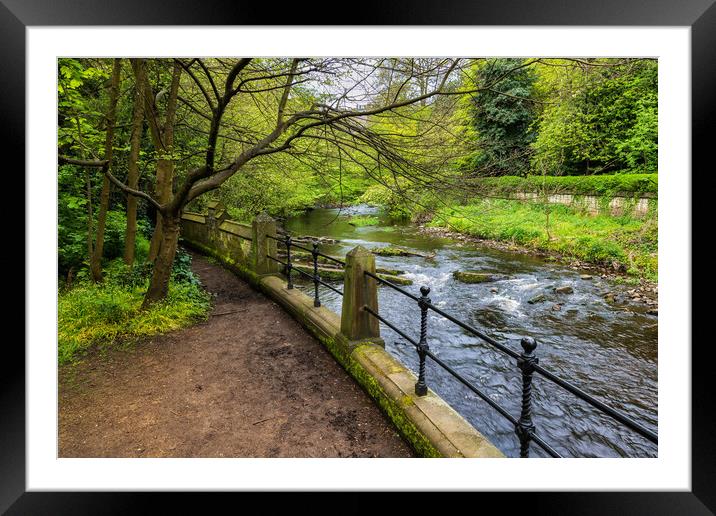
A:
[466, 173, 658, 197]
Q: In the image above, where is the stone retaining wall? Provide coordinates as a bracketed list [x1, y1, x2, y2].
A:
[507, 192, 655, 217]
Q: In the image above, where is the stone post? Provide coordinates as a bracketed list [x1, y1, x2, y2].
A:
[252, 212, 279, 275]
[340, 245, 382, 346]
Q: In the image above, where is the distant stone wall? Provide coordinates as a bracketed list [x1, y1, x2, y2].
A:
[504, 192, 655, 217]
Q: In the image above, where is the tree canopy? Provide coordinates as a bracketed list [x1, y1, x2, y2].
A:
[58, 56, 658, 305]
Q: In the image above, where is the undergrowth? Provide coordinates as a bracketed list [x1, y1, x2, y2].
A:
[58, 249, 212, 365]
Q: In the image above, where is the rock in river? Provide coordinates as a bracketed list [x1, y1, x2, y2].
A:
[370, 246, 434, 258]
[453, 271, 503, 284]
[554, 286, 574, 295]
[528, 293, 547, 304]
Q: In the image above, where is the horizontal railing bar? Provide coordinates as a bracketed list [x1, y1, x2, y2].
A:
[422, 299, 656, 444]
[364, 270, 420, 301]
[319, 281, 343, 296]
[316, 251, 346, 266]
[423, 346, 560, 457]
[422, 346, 517, 425]
[267, 234, 346, 266]
[363, 305, 560, 457]
[288, 241, 313, 253]
[529, 433, 562, 458]
[363, 305, 420, 348]
[531, 363, 658, 443]
[423, 301, 519, 359]
[364, 306, 514, 420]
[277, 248, 346, 267]
[235, 234, 252, 241]
[267, 255, 343, 296]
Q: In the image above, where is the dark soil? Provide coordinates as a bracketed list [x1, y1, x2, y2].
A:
[58, 250, 414, 458]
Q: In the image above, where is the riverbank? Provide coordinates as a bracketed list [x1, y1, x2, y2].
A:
[426, 199, 657, 281]
[419, 224, 658, 310]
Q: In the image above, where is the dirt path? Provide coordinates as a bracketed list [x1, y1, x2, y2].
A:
[58, 250, 414, 458]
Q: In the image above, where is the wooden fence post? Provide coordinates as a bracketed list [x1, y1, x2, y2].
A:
[340, 245, 382, 346]
[252, 212, 278, 275]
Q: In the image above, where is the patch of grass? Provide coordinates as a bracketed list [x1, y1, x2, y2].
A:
[430, 199, 657, 281]
[347, 215, 380, 227]
[58, 258, 212, 365]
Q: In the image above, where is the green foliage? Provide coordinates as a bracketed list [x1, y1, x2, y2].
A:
[456, 59, 538, 176]
[430, 199, 657, 280]
[467, 173, 657, 197]
[358, 184, 415, 220]
[531, 59, 658, 175]
[347, 215, 380, 227]
[58, 188, 151, 277]
[57, 58, 110, 156]
[218, 164, 321, 221]
[58, 255, 211, 365]
[171, 248, 202, 286]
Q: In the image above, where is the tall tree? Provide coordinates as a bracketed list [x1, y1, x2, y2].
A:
[141, 60, 182, 263]
[123, 59, 147, 265]
[90, 58, 122, 281]
[457, 58, 538, 177]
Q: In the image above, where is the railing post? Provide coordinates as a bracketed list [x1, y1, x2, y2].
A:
[312, 242, 321, 307]
[415, 286, 431, 396]
[284, 235, 294, 289]
[251, 212, 278, 275]
[340, 245, 382, 345]
[516, 336, 538, 457]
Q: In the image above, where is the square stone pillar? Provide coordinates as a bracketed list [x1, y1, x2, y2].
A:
[252, 212, 279, 275]
[340, 245, 382, 345]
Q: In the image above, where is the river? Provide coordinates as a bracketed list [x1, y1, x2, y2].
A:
[284, 204, 658, 458]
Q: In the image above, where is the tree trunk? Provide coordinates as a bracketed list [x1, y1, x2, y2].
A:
[124, 59, 146, 266]
[142, 214, 180, 308]
[90, 58, 122, 282]
[144, 61, 182, 263]
[85, 168, 95, 264]
[148, 160, 172, 261]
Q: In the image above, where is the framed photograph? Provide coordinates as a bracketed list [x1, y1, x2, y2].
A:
[8, 0, 713, 512]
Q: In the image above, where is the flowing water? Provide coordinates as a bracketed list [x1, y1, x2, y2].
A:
[284, 205, 658, 458]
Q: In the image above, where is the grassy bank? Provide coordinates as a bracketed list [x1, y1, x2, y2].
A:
[466, 173, 658, 197]
[429, 199, 657, 281]
[348, 215, 380, 227]
[58, 255, 212, 365]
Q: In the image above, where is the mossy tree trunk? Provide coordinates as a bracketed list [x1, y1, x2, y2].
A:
[142, 213, 181, 308]
[146, 61, 181, 263]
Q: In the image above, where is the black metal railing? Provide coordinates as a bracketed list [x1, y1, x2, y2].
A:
[266, 234, 344, 303]
[361, 270, 658, 458]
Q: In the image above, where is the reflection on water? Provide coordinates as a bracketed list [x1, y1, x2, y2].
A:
[285, 205, 658, 457]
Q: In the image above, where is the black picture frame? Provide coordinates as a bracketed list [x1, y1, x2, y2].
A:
[6, 1, 713, 513]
